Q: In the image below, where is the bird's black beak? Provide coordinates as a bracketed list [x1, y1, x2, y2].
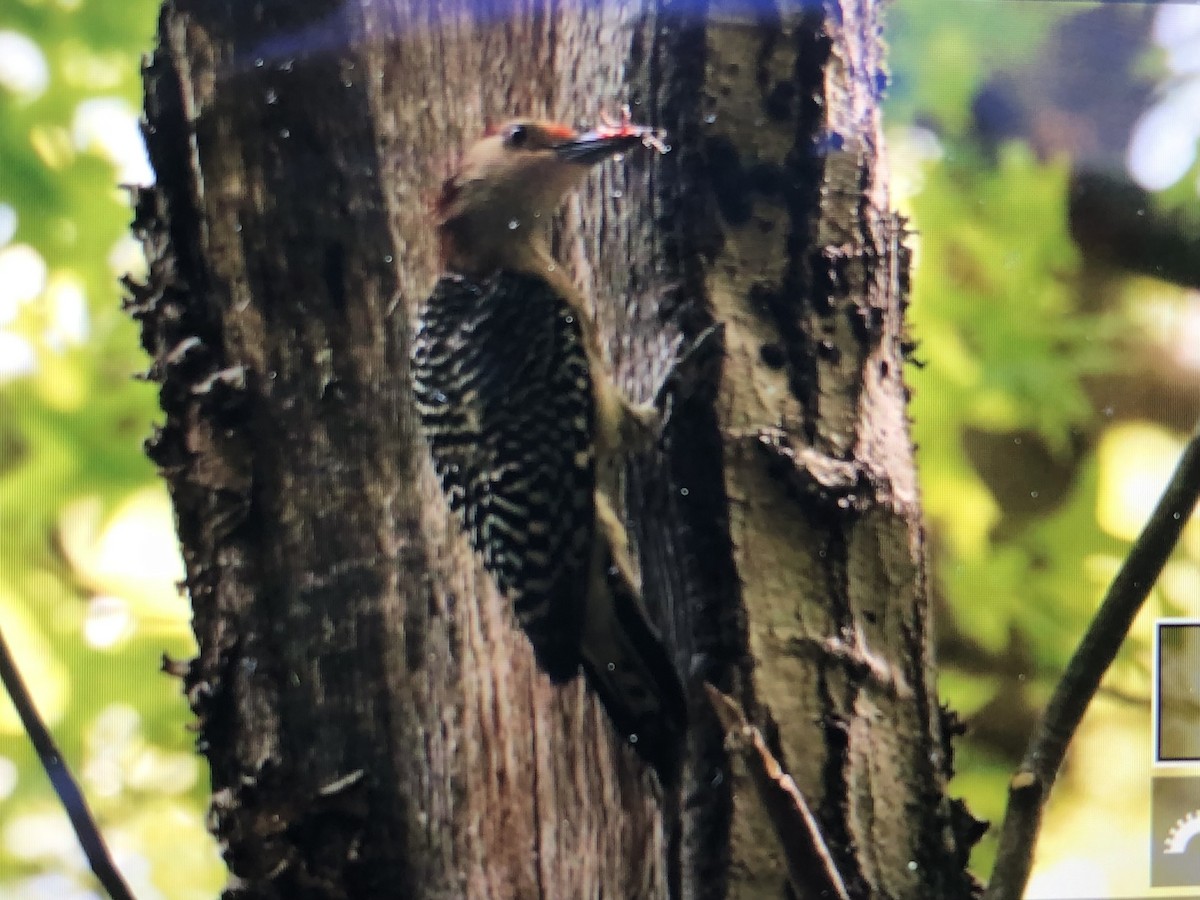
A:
[553, 130, 645, 165]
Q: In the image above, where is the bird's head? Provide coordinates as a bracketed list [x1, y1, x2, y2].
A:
[434, 118, 649, 274]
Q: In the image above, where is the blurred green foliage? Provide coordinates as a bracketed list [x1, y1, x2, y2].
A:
[0, 0, 1195, 897]
[0, 0, 225, 897]
[889, 0, 1200, 891]
[885, 0, 1071, 133]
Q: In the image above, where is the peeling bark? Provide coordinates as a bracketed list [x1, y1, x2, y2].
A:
[132, 0, 977, 898]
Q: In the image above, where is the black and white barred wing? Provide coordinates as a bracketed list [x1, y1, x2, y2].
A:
[412, 271, 596, 681]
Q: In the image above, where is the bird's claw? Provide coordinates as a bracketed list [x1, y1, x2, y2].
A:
[654, 323, 725, 433]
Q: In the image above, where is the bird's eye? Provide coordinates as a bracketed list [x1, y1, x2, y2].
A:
[504, 124, 530, 148]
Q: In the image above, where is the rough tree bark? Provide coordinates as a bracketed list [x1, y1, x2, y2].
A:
[130, 0, 978, 898]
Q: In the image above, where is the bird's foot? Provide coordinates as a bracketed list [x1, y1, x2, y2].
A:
[653, 323, 725, 435]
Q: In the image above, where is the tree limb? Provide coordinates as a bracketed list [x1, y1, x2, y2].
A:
[705, 684, 851, 900]
[0, 625, 136, 900]
[985, 416, 1200, 900]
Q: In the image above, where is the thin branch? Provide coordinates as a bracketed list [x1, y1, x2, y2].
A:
[704, 684, 851, 900]
[985, 417, 1200, 900]
[0, 624, 137, 900]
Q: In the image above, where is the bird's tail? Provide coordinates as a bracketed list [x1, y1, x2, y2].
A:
[579, 552, 688, 788]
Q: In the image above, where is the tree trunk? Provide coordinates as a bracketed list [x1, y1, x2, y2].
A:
[131, 0, 978, 898]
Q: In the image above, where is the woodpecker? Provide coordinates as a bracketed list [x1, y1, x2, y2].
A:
[411, 117, 687, 784]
